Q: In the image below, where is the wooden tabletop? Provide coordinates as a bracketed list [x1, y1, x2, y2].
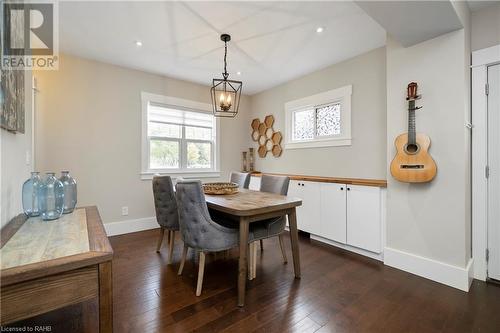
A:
[205, 189, 302, 217]
[0, 206, 113, 286]
[1, 209, 90, 270]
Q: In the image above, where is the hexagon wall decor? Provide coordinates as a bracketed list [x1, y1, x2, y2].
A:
[251, 119, 260, 131]
[250, 115, 283, 158]
[258, 145, 267, 158]
[272, 145, 282, 157]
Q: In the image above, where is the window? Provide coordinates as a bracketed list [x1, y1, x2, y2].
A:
[141, 93, 220, 179]
[285, 85, 352, 149]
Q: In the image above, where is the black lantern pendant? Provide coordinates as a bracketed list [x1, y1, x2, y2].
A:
[210, 34, 242, 118]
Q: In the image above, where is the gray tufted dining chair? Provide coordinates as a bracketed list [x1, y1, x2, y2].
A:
[230, 171, 251, 189]
[248, 174, 290, 279]
[152, 176, 180, 264]
[176, 180, 239, 296]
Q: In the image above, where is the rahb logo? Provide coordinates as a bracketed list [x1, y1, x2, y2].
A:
[1, 1, 59, 70]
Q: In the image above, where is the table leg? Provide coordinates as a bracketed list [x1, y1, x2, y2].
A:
[238, 217, 249, 307]
[287, 208, 301, 278]
[98, 261, 113, 333]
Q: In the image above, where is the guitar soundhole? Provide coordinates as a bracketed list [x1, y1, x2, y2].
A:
[404, 143, 419, 155]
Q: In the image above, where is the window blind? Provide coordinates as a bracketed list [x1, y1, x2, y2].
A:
[148, 103, 213, 128]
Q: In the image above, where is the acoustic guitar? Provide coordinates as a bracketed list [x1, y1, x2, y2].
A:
[390, 82, 437, 183]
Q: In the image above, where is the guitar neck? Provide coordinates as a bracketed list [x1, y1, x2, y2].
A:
[408, 100, 416, 145]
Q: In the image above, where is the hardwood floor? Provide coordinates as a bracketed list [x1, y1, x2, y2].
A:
[6, 229, 500, 332]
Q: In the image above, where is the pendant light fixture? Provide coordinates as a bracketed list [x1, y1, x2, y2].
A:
[210, 34, 242, 118]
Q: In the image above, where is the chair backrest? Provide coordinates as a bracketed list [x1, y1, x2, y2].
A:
[175, 180, 235, 250]
[230, 171, 251, 189]
[260, 174, 290, 195]
[152, 176, 179, 230]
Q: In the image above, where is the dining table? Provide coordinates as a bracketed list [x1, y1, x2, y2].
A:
[205, 188, 302, 307]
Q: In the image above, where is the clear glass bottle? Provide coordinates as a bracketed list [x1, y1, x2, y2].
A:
[59, 171, 77, 214]
[38, 172, 64, 220]
[22, 172, 42, 217]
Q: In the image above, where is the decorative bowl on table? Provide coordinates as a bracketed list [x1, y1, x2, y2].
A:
[202, 182, 239, 195]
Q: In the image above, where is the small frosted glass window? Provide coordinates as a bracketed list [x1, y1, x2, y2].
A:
[292, 109, 314, 140]
[285, 85, 351, 148]
[316, 103, 341, 137]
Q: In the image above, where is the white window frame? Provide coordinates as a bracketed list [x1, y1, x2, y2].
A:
[284, 85, 352, 149]
[141, 92, 220, 180]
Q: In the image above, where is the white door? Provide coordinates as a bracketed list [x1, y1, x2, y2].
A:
[320, 183, 347, 244]
[288, 180, 320, 234]
[488, 64, 500, 281]
[346, 185, 381, 253]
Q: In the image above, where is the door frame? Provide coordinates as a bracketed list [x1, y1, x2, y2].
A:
[472, 44, 500, 281]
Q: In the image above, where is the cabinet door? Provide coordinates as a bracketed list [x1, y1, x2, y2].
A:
[248, 176, 261, 191]
[320, 183, 347, 244]
[287, 180, 302, 229]
[346, 185, 381, 253]
[288, 180, 320, 234]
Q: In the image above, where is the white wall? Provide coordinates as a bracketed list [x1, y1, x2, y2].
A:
[248, 47, 387, 180]
[471, 3, 500, 51]
[1, 71, 33, 227]
[386, 25, 471, 268]
[34, 54, 250, 224]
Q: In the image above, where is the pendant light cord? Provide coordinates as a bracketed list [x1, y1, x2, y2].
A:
[223, 41, 229, 80]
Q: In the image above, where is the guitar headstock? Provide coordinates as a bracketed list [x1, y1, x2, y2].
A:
[406, 82, 421, 101]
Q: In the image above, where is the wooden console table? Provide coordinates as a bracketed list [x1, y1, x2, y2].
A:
[0, 206, 113, 332]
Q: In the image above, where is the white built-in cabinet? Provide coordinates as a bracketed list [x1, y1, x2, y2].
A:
[319, 183, 347, 244]
[345, 185, 381, 253]
[250, 176, 383, 256]
[287, 181, 320, 234]
[248, 176, 261, 191]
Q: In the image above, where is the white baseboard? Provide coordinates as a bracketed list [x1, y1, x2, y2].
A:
[310, 234, 384, 261]
[468, 258, 475, 287]
[104, 217, 159, 236]
[384, 247, 474, 291]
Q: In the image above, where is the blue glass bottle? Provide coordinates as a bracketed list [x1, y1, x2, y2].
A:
[59, 171, 77, 214]
[38, 172, 64, 221]
[22, 172, 42, 217]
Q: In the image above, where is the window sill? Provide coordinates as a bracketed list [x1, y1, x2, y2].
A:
[140, 171, 221, 181]
[285, 138, 351, 150]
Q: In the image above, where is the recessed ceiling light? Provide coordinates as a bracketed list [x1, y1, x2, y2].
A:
[316, 27, 324, 33]
[135, 40, 143, 47]
[236, 71, 241, 75]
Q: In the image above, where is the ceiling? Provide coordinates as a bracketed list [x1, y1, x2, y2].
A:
[467, 0, 499, 12]
[356, 1, 464, 47]
[59, 1, 386, 95]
